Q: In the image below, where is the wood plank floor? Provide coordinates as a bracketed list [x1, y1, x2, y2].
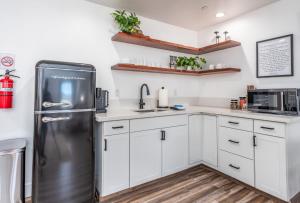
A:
[100, 165, 285, 203]
[25, 164, 287, 203]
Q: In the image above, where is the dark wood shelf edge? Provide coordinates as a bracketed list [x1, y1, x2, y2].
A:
[111, 64, 241, 77]
[112, 32, 241, 55]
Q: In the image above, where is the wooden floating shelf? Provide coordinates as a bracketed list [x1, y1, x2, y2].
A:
[112, 32, 241, 55]
[112, 64, 241, 77]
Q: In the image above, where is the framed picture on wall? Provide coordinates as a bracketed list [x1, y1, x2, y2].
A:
[256, 34, 293, 78]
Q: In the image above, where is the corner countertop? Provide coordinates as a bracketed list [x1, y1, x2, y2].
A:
[95, 106, 300, 124]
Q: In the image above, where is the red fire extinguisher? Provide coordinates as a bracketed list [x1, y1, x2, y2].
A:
[0, 69, 20, 109]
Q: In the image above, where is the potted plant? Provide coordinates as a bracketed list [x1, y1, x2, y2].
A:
[195, 57, 207, 71]
[176, 56, 207, 71]
[176, 56, 189, 71]
[112, 10, 143, 34]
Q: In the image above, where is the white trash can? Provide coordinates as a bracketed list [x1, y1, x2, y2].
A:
[0, 139, 26, 203]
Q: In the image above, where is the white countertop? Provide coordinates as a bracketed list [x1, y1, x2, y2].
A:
[95, 106, 300, 123]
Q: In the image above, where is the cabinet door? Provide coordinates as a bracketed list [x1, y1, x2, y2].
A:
[130, 129, 162, 187]
[162, 125, 188, 176]
[202, 115, 218, 167]
[102, 133, 129, 196]
[255, 133, 287, 200]
[188, 115, 203, 165]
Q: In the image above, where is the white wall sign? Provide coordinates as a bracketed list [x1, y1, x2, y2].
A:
[0, 53, 16, 69]
[256, 34, 293, 78]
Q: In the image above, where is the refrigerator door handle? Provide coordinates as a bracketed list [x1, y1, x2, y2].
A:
[42, 116, 71, 123]
[42, 101, 72, 108]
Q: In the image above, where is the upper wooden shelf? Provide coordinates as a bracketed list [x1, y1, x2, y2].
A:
[112, 32, 241, 55]
[112, 63, 241, 77]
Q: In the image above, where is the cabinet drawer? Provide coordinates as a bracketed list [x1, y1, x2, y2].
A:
[219, 116, 253, 132]
[130, 115, 188, 132]
[254, 120, 285, 138]
[103, 120, 129, 136]
[219, 127, 254, 159]
[219, 150, 254, 186]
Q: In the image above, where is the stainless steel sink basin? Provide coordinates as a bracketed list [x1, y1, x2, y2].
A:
[134, 108, 168, 113]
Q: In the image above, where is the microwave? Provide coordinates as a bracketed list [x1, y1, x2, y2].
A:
[247, 89, 300, 115]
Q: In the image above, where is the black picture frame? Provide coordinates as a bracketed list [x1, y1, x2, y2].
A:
[256, 34, 294, 78]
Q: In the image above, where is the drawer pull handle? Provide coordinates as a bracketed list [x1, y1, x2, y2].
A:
[228, 121, 239, 125]
[104, 139, 108, 151]
[228, 139, 240, 144]
[253, 135, 257, 147]
[260, 126, 275, 130]
[161, 130, 166, 141]
[112, 126, 124, 129]
[229, 164, 240, 170]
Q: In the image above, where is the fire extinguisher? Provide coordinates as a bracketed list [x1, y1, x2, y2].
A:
[0, 69, 20, 109]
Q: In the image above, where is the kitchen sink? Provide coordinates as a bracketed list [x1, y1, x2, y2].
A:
[134, 108, 168, 113]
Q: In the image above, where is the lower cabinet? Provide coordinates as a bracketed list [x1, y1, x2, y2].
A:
[254, 133, 287, 200]
[130, 129, 162, 187]
[100, 115, 291, 201]
[162, 125, 188, 176]
[219, 150, 254, 186]
[202, 114, 218, 167]
[188, 115, 203, 165]
[102, 133, 129, 196]
[130, 125, 189, 186]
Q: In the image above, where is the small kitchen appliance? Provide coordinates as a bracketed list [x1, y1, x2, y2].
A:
[96, 88, 109, 113]
[248, 88, 300, 115]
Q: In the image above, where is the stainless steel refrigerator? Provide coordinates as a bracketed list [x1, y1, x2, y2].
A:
[32, 61, 96, 203]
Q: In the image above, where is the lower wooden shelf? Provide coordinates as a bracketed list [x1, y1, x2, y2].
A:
[111, 64, 241, 77]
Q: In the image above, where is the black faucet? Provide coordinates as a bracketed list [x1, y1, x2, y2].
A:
[139, 83, 150, 109]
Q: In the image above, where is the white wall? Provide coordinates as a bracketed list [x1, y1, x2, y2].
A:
[0, 0, 199, 196]
[197, 0, 300, 99]
[1, 0, 299, 197]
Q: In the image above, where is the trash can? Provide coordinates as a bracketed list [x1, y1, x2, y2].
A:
[0, 139, 26, 203]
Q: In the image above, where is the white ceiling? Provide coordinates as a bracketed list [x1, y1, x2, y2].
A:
[89, 0, 278, 31]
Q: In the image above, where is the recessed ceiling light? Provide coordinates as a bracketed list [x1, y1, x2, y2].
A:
[216, 12, 225, 18]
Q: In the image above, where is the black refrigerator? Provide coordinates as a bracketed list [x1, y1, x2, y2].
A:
[32, 61, 96, 203]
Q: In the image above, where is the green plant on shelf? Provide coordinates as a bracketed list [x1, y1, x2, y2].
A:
[112, 10, 142, 34]
[176, 56, 206, 71]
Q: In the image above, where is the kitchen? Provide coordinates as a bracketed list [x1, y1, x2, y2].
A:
[0, 0, 300, 202]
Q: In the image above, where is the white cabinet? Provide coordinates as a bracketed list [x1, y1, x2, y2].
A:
[219, 150, 254, 186]
[130, 129, 162, 187]
[188, 115, 202, 165]
[254, 120, 285, 138]
[219, 116, 253, 132]
[219, 127, 254, 159]
[254, 133, 287, 200]
[102, 133, 129, 196]
[103, 120, 129, 135]
[162, 125, 188, 176]
[202, 114, 218, 167]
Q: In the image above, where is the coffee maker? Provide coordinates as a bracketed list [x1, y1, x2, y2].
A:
[96, 88, 109, 113]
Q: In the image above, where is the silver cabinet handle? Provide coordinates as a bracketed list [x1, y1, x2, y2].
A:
[42, 117, 70, 123]
[42, 101, 72, 108]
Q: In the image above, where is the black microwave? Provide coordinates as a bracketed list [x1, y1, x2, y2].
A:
[247, 89, 300, 115]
